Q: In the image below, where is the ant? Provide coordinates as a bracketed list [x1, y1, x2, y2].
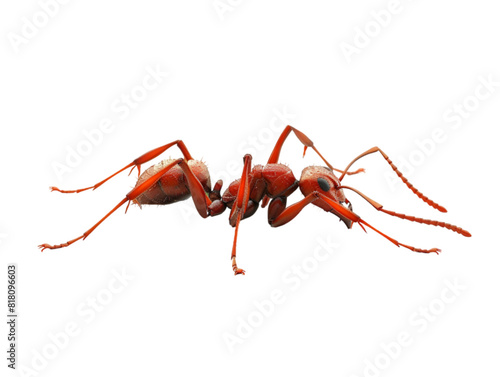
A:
[39, 126, 471, 275]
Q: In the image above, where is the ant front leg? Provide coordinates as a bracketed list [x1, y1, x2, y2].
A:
[267, 193, 321, 227]
[267, 192, 445, 254]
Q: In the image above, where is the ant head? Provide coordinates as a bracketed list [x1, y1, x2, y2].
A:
[299, 166, 353, 228]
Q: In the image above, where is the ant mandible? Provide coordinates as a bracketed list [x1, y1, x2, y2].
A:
[39, 126, 471, 275]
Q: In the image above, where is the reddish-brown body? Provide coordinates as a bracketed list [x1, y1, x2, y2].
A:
[133, 159, 353, 231]
[39, 126, 471, 275]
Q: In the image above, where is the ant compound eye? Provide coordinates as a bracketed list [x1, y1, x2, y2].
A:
[317, 177, 330, 192]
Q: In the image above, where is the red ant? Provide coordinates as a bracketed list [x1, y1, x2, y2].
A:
[39, 126, 471, 275]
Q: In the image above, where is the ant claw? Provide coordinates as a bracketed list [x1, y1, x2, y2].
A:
[234, 268, 246, 275]
[38, 244, 51, 251]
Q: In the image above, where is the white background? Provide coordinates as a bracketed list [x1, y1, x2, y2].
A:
[1, 1, 499, 376]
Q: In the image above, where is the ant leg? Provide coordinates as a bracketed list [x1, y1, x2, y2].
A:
[316, 193, 444, 254]
[338, 185, 471, 237]
[337, 147, 446, 213]
[176, 159, 213, 218]
[209, 179, 223, 201]
[228, 154, 252, 275]
[268, 192, 354, 229]
[51, 140, 194, 194]
[267, 193, 321, 227]
[268, 192, 443, 254]
[39, 159, 184, 250]
[267, 125, 365, 175]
